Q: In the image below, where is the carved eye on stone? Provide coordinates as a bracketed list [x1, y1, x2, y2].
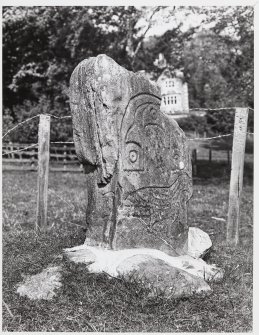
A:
[150, 107, 157, 119]
[129, 150, 138, 163]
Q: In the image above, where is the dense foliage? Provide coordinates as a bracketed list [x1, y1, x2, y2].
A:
[2, 6, 254, 142]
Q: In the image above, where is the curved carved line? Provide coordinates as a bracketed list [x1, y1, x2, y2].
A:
[119, 92, 161, 134]
[125, 171, 191, 196]
[125, 140, 142, 147]
[123, 101, 160, 141]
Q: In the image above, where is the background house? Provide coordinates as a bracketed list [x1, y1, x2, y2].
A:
[157, 67, 189, 117]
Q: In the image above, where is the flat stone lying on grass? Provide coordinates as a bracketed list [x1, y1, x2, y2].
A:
[117, 255, 211, 298]
[17, 266, 62, 300]
[64, 244, 223, 281]
[63, 243, 223, 297]
[16, 229, 222, 300]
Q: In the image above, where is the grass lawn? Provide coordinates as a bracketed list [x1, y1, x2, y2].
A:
[2, 167, 253, 332]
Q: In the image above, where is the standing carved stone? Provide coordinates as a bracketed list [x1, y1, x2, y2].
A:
[70, 54, 192, 254]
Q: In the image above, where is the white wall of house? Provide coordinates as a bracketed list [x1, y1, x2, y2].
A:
[182, 82, 189, 111]
[158, 72, 189, 115]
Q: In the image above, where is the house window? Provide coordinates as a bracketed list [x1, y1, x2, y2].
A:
[165, 79, 175, 88]
[166, 80, 174, 87]
[164, 95, 178, 105]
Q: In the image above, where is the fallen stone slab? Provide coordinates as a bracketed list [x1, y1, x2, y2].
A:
[16, 238, 222, 301]
[64, 245, 223, 281]
[116, 254, 211, 298]
[63, 244, 223, 297]
[17, 266, 62, 300]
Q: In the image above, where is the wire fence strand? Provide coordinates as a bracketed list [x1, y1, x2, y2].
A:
[47, 114, 72, 119]
[2, 106, 254, 158]
[50, 141, 74, 144]
[2, 115, 40, 140]
[189, 107, 236, 111]
[2, 130, 254, 157]
[187, 133, 233, 141]
[2, 113, 72, 140]
[2, 107, 253, 140]
[188, 107, 254, 112]
[2, 143, 38, 156]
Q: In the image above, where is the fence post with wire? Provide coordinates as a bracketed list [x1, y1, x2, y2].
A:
[226, 108, 249, 245]
[36, 114, 51, 229]
[1, 107, 254, 242]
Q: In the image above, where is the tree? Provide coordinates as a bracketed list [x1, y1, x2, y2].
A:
[3, 7, 114, 115]
[3, 6, 163, 117]
[198, 6, 254, 107]
[3, 6, 167, 141]
[3, 6, 253, 141]
[183, 30, 233, 108]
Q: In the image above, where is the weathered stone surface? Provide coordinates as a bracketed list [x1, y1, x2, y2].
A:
[15, 242, 222, 301]
[17, 266, 62, 300]
[186, 227, 212, 259]
[63, 244, 223, 282]
[70, 54, 192, 254]
[116, 255, 211, 298]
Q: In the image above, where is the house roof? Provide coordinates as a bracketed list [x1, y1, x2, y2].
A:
[157, 68, 185, 82]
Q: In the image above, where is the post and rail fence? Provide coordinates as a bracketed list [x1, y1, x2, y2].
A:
[2, 142, 83, 172]
[2, 107, 253, 244]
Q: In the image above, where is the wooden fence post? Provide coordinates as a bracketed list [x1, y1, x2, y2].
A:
[227, 108, 249, 245]
[9, 141, 14, 159]
[36, 114, 51, 230]
[31, 147, 36, 170]
[192, 149, 197, 176]
[63, 144, 67, 171]
[227, 150, 230, 166]
[209, 148, 212, 163]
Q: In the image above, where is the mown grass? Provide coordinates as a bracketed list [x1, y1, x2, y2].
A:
[2, 168, 253, 332]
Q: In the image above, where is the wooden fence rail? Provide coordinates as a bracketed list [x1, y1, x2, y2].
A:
[3, 141, 253, 172]
[2, 142, 83, 172]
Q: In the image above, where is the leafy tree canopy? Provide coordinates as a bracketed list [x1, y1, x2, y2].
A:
[2, 6, 254, 142]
